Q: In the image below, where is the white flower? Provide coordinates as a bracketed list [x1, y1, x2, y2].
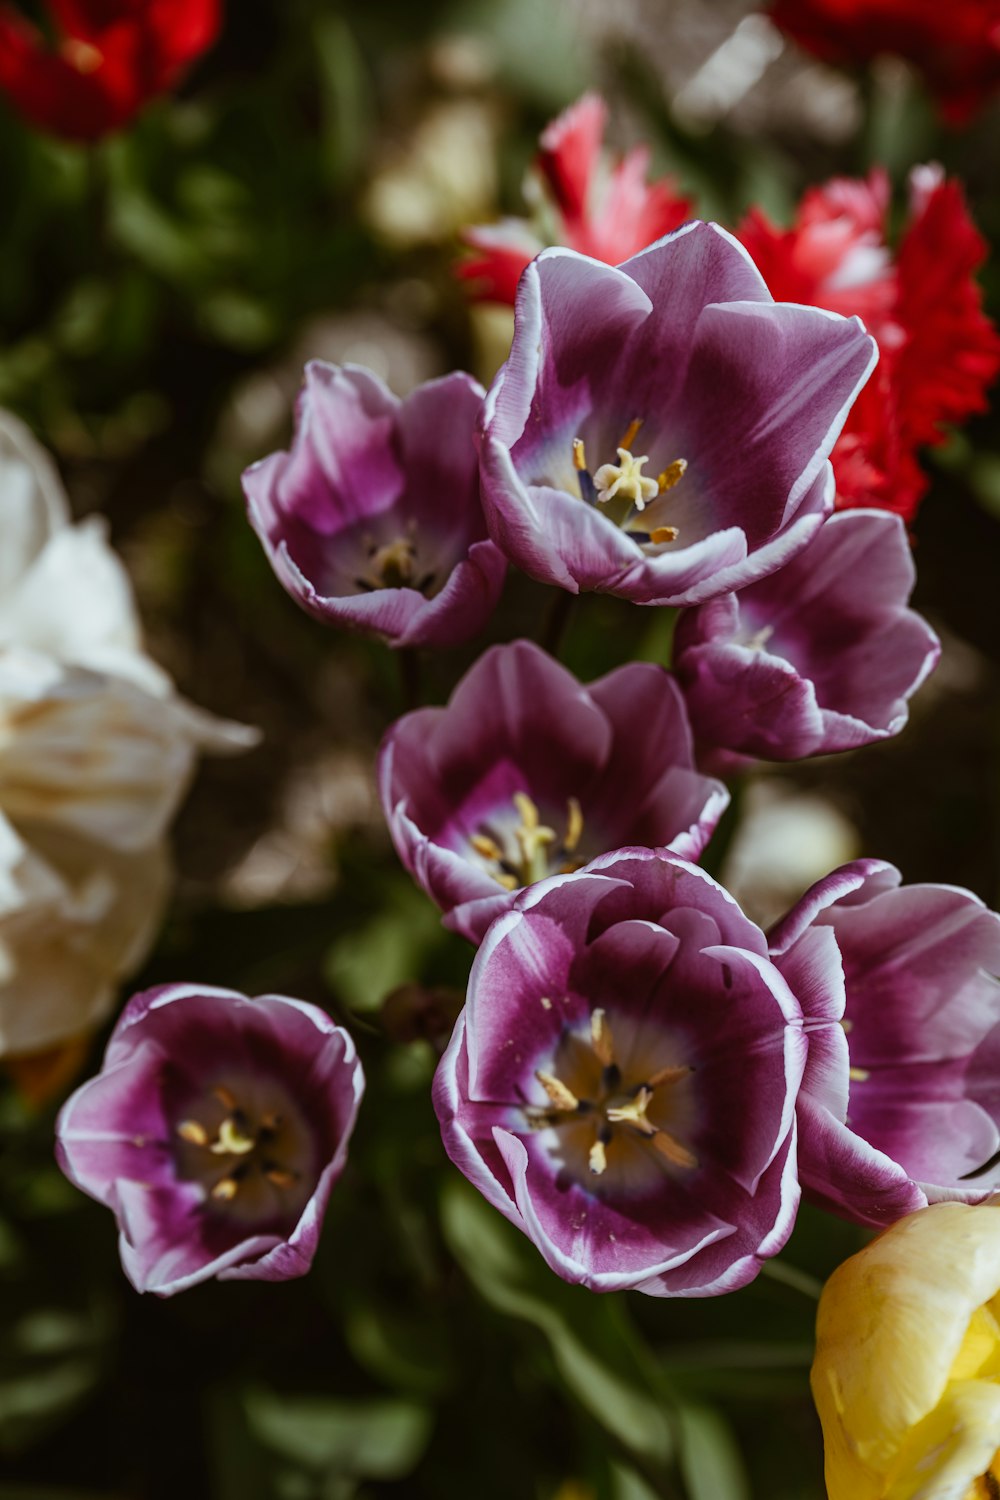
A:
[0, 411, 257, 1057]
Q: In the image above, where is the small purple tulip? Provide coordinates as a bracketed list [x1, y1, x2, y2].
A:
[674, 510, 940, 761]
[377, 639, 728, 944]
[434, 850, 806, 1295]
[479, 221, 877, 607]
[770, 861, 1000, 1227]
[56, 984, 364, 1295]
[243, 363, 506, 648]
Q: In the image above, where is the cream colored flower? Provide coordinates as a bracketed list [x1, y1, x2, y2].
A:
[0, 411, 256, 1057]
[812, 1201, 1000, 1500]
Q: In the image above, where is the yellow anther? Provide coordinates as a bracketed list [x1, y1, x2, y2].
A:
[589, 1138, 608, 1176]
[536, 1070, 580, 1113]
[212, 1177, 239, 1202]
[495, 872, 519, 891]
[649, 526, 679, 545]
[618, 418, 643, 450]
[471, 833, 503, 862]
[849, 1067, 870, 1083]
[513, 792, 541, 830]
[265, 1167, 298, 1190]
[646, 1063, 692, 1089]
[564, 797, 583, 853]
[213, 1086, 237, 1111]
[210, 1117, 256, 1156]
[591, 1008, 615, 1069]
[370, 538, 416, 589]
[650, 1132, 698, 1170]
[177, 1120, 209, 1147]
[657, 458, 687, 493]
[593, 449, 659, 512]
[573, 438, 588, 471]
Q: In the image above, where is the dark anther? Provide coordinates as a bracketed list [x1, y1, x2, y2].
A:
[597, 1122, 613, 1145]
[984, 1472, 1000, 1500]
[575, 1099, 595, 1115]
[354, 578, 375, 592]
[602, 1064, 622, 1091]
[415, 572, 437, 593]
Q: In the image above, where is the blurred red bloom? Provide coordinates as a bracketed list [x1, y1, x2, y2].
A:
[770, 0, 1000, 124]
[457, 94, 692, 303]
[0, 0, 221, 141]
[739, 166, 1000, 522]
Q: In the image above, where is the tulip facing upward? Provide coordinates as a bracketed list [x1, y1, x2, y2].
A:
[674, 509, 940, 761]
[243, 363, 506, 649]
[434, 850, 806, 1295]
[56, 984, 364, 1295]
[378, 640, 728, 944]
[479, 220, 877, 608]
[812, 1202, 1000, 1500]
[770, 861, 1000, 1227]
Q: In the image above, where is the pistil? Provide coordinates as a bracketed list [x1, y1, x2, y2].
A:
[354, 528, 437, 595]
[529, 1007, 696, 1179]
[472, 792, 585, 891]
[571, 421, 687, 543]
[176, 1087, 301, 1207]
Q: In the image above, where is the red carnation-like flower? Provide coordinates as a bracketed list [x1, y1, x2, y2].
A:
[0, 0, 221, 141]
[457, 94, 693, 304]
[770, 0, 1000, 124]
[738, 166, 1000, 523]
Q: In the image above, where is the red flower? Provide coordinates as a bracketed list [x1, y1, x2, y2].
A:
[457, 94, 692, 303]
[770, 0, 1000, 124]
[0, 0, 221, 141]
[738, 167, 1000, 522]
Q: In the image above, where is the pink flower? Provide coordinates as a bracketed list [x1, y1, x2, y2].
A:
[378, 639, 727, 943]
[457, 94, 692, 304]
[435, 850, 806, 1295]
[56, 983, 364, 1295]
[243, 363, 506, 649]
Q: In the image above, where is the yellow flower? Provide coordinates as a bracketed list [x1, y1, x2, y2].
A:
[812, 1202, 1000, 1500]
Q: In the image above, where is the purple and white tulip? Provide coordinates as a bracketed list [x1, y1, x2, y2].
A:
[769, 861, 1000, 1227]
[434, 850, 806, 1295]
[674, 510, 940, 761]
[56, 984, 364, 1295]
[479, 221, 877, 607]
[243, 363, 506, 648]
[378, 640, 728, 944]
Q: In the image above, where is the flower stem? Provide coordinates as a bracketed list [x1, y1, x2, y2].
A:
[542, 589, 577, 659]
[398, 648, 422, 712]
[760, 1259, 823, 1301]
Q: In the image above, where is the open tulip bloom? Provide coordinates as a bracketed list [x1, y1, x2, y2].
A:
[674, 509, 941, 761]
[378, 640, 728, 944]
[243, 363, 506, 649]
[479, 219, 877, 607]
[56, 984, 364, 1295]
[434, 850, 806, 1295]
[770, 861, 1000, 1227]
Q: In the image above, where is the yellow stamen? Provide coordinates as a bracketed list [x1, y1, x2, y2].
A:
[618, 418, 643, 451]
[564, 796, 583, 853]
[606, 1086, 655, 1129]
[495, 872, 519, 891]
[849, 1067, 870, 1083]
[62, 38, 102, 74]
[210, 1117, 257, 1156]
[591, 1009, 615, 1068]
[572, 438, 588, 471]
[649, 526, 679, 545]
[471, 833, 503, 861]
[657, 458, 687, 492]
[213, 1086, 237, 1111]
[536, 1070, 580, 1113]
[589, 1138, 608, 1175]
[265, 1167, 298, 1190]
[513, 791, 541, 830]
[212, 1177, 239, 1202]
[646, 1063, 693, 1089]
[650, 1131, 698, 1170]
[177, 1120, 209, 1147]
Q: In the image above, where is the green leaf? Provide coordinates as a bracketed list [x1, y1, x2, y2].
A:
[440, 1179, 676, 1478]
[245, 1390, 432, 1481]
[675, 1404, 750, 1500]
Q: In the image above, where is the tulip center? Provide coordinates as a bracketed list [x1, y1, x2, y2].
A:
[527, 1007, 696, 1180]
[354, 529, 437, 595]
[470, 791, 585, 891]
[573, 418, 686, 546]
[174, 1081, 313, 1222]
[61, 39, 103, 75]
[968, 1470, 1000, 1500]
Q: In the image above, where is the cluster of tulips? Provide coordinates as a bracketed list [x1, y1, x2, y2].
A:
[44, 86, 1000, 1496]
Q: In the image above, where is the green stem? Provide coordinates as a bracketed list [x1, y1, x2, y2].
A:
[398, 647, 422, 712]
[760, 1258, 824, 1302]
[541, 589, 576, 659]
